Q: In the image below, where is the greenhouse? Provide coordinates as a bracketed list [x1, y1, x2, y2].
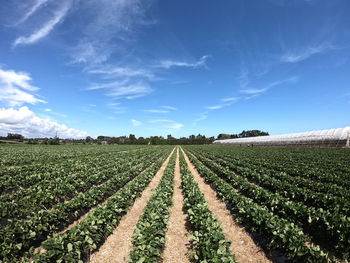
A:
[213, 127, 350, 147]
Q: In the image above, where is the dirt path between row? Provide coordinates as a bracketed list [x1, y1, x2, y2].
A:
[162, 148, 190, 263]
[181, 148, 271, 263]
[88, 148, 175, 263]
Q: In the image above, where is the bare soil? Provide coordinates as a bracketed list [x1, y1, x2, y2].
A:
[162, 148, 191, 263]
[88, 148, 175, 263]
[181, 148, 271, 263]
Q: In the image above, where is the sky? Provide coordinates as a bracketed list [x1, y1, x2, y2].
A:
[0, 0, 349, 138]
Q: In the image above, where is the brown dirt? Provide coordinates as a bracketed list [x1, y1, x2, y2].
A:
[181, 148, 271, 263]
[162, 148, 191, 263]
[88, 148, 176, 263]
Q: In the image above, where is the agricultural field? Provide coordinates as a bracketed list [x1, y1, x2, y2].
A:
[0, 144, 349, 263]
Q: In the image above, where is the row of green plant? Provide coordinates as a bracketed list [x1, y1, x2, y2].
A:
[188, 148, 350, 217]
[199, 146, 350, 188]
[184, 150, 333, 263]
[179, 150, 236, 263]
[0, 146, 144, 195]
[0, 149, 160, 220]
[189, 150, 350, 260]
[18, 149, 174, 263]
[205, 148, 350, 199]
[0, 144, 144, 167]
[0, 150, 168, 262]
[129, 149, 177, 262]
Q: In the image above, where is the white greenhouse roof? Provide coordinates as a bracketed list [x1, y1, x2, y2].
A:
[213, 127, 350, 144]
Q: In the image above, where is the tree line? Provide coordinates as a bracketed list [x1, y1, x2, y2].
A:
[0, 130, 269, 145]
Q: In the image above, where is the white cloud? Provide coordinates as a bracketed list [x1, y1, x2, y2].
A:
[13, 1, 70, 47]
[164, 122, 183, 130]
[206, 103, 232, 110]
[145, 109, 169, 114]
[0, 107, 88, 138]
[107, 84, 152, 99]
[88, 66, 154, 80]
[155, 55, 210, 69]
[15, 0, 50, 26]
[239, 87, 269, 95]
[131, 119, 142, 127]
[221, 97, 239, 102]
[71, 0, 149, 65]
[88, 82, 152, 100]
[44, 108, 52, 112]
[148, 119, 173, 123]
[240, 76, 298, 95]
[281, 44, 333, 63]
[0, 68, 45, 106]
[160, 105, 177, 111]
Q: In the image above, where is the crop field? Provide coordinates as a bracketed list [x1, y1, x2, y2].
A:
[0, 144, 349, 263]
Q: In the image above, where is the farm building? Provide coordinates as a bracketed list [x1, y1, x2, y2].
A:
[213, 126, 350, 147]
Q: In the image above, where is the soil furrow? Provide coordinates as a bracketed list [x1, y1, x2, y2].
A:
[88, 148, 175, 263]
[162, 148, 190, 263]
[181, 148, 271, 263]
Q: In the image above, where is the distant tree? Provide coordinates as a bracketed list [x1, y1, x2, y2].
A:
[85, 136, 93, 143]
[7, 133, 24, 141]
[217, 133, 231, 140]
[239, 130, 269, 138]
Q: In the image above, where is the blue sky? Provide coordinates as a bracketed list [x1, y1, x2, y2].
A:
[0, 0, 349, 138]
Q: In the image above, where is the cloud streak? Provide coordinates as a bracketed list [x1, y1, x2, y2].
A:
[131, 119, 142, 126]
[13, 1, 70, 47]
[240, 76, 299, 95]
[154, 55, 210, 69]
[15, 0, 50, 26]
[281, 43, 333, 63]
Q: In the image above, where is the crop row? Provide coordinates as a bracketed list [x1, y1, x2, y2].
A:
[211, 149, 350, 199]
[201, 146, 350, 188]
[0, 148, 160, 220]
[184, 149, 331, 263]
[0, 147, 144, 195]
[187, 148, 350, 218]
[179, 150, 236, 262]
[187, 149, 350, 260]
[21, 148, 173, 263]
[0, 148, 170, 262]
[129, 149, 177, 262]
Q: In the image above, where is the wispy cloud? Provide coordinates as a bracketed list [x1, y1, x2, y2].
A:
[206, 104, 228, 110]
[88, 66, 155, 80]
[154, 55, 210, 69]
[221, 97, 239, 102]
[145, 105, 177, 114]
[160, 105, 177, 111]
[108, 84, 152, 100]
[281, 43, 333, 63]
[87, 82, 152, 100]
[70, 0, 149, 65]
[43, 108, 68, 118]
[239, 87, 269, 95]
[15, 0, 50, 26]
[131, 119, 142, 127]
[164, 123, 183, 130]
[145, 109, 169, 114]
[240, 76, 299, 95]
[147, 119, 183, 131]
[148, 119, 173, 123]
[0, 68, 46, 106]
[13, 1, 70, 47]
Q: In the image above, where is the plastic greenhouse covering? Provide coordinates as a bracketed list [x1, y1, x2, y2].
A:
[213, 127, 350, 147]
